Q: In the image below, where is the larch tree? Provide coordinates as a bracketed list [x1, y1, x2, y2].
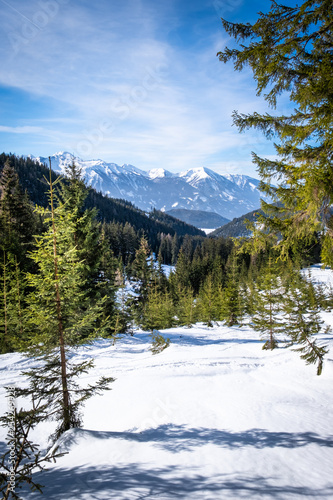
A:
[218, 0, 333, 265]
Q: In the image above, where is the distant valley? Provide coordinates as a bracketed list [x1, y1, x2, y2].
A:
[166, 209, 230, 230]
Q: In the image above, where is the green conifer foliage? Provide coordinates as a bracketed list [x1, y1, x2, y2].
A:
[218, 1, 333, 266]
[0, 254, 27, 353]
[171, 233, 180, 265]
[142, 286, 175, 331]
[129, 237, 154, 325]
[283, 271, 330, 375]
[176, 285, 196, 328]
[251, 257, 283, 349]
[197, 274, 219, 327]
[173, 249, 190, 291]
[58, 162, 118, 336]
[220, 253, 243, 327]
[149, 330, 170, 355]
[0, 161, 36, 269]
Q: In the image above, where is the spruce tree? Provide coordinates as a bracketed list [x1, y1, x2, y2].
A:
[251, 257, 283, 349]
[171, 233, 180, 265]
[283, 270, 330, 375]
[129, 237, 153, 325]
[198, 274, 219, 327]
[173, 249, 191, 292]
[142, 286, 175, 331]
[58, 161, 118, 337]
[220, 252, 243, 327]
[218, 1, 333, 266]
[176, 284, 196, 328]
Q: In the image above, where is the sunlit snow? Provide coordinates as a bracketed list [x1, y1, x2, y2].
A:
[1, 266, 332, 499]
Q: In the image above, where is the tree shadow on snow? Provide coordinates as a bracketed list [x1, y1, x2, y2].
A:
[24, 426, 333, 498]
[26, 463, 333, 499]
[58, 425, 333, 453]
[167, 333, 263, 347]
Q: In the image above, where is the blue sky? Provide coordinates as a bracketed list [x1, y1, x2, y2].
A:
[0, 0, 297, 177]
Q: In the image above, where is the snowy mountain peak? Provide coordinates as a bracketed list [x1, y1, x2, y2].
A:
[179, 166, 210, 179]
[178, 167, 225, 187]
[148, 168, 173, 179]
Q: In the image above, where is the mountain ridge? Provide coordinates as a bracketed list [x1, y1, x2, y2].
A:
[31, 152, 268, 220]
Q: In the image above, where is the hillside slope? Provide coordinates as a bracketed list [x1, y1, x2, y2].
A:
[0, 153, 205, 241]
[210, 209, 263, 238]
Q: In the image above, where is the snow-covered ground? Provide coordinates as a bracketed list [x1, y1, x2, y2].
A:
[1, 266, 333, 499]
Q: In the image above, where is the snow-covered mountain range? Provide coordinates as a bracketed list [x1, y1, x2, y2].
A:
[32, 152, 268, 220]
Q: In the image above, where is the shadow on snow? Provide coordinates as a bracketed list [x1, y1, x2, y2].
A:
[23, 464, 333, 499]
[14, 424, 333, 499]
[60, 424, 333, 452]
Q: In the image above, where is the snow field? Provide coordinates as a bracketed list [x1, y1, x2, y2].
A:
[1, 266, 333, 499]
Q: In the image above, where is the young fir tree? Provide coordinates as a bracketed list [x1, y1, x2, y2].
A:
[218, 1, 333, 266]
[24, 161, 113, 440]
[251, 256, 284, 350]
[282, 270, 330, 375]
[197, 274, 219, 327]
[220, 252, 243, 327]
[173, 249, 191, 291]
[140, 256, 174, 331]
[129, 237, 154, 326]
[142, 285, 175, 331]
[171, 233, 180, 265]
[175, 284, 196, 328]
